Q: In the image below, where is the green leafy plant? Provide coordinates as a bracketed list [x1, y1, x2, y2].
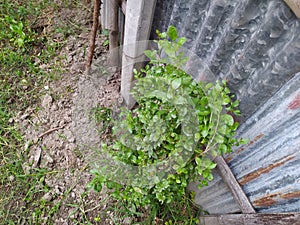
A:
[90, 26, 245, 223]
[101, 29, 109, 47]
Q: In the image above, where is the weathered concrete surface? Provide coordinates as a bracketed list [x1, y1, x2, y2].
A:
[121, 0, 156, 108]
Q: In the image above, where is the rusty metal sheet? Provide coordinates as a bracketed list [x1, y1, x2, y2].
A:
[199, 213, 300, 225]
[189, 170, 241, 214]
[193, 72, 300, 213]
[151, 0, 300, 214]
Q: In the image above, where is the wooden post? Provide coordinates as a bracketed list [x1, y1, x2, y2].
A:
[121, 0, 157, 108]
[108, 0, 120, 67]
[214, 156, 256, 214]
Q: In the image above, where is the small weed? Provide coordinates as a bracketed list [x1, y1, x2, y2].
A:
[0, 0, 75, 224]
[101, 29, 109, 47]
[90, 106, 112, 134]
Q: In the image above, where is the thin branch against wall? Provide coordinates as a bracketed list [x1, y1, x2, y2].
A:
[85, 0, 101, 74]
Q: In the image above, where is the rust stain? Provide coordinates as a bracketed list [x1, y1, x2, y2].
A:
[225, 156, 233, 162]
[288, 93, 300, 110]
[282, 190, 300, 199]
[254, 190, 300, 207]
[225, 134, 264, 163]
[253, 193, 278, 207]
[239, 155, 295, 185]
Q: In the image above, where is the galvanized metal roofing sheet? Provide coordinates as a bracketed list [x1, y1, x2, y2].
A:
[151, 0, 300, 214]
[193, 72, 300, 213]
[152, 0, 300, 122]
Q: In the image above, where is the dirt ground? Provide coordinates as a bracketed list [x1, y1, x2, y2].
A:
[15, 2, 125, 224]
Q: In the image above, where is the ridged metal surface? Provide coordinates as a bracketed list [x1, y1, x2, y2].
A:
[194, 72, 300, 213]
[152, 0, 300, 214]
[152, 0, 300, 122]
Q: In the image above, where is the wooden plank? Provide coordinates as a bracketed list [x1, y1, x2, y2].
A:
[284, 0, 300, 18]
[214, 156, 256, 213]
[199, 213, 300, 225]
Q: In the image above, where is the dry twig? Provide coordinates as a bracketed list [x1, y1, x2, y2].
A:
[85, 0, 102, 74]
[38, 126, 65, 139]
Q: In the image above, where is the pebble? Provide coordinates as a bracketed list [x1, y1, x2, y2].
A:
[54, 185, 62, 195]
[123, 217, 132, 225]
[51, 103, 58, 111]
[9, 175, 15, 182]
[45, 154, 54, 165]
[42, 192, 53, 202]
[42, 94, 53, 109]
[20, 113, 29, 120]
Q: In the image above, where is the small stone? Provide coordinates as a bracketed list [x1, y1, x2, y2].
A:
[71, 192, 76, 198]
[22, 163, 31, 175]
[33, 137, 39, 144]
[20, 113, 29, 120]
[123, 217, 132, 225]
[9, 175, 15, 182]
[54, 185, 62, 195]
[24, 141, 31, 152]
[45, 154, 54, 165]
[32, 147, 42, 168]
[42, 192, 53, 202]
[67, 55, 73, 63]
[42, 94, 53, 109]
[66, 143, 76, 151]
[51, 103, 58, 111]
[64, 130, 75, 143]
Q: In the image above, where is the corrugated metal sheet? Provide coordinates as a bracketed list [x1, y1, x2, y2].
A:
[151, 0, 300, 214]
[194, 72, 300, 213]
[152, 0, 300, 122]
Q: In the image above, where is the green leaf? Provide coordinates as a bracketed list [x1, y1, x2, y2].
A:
[222, 114, 234, 126]
[207, 173, 214, 181]
[195, 157, 202, 166]
[218, 143, 228, 153]
[17, 38, 24, 47]
[171, 78, 181, 89]
[177, 37, 186, 46]
[144, 50, 157, 60]
[232, 100, 240, 108]
[168, 26, 178, 41]
[201, 129, 208, 138]
[201, 180, 208, 186]
[195, 133, 201, 141]
[207, 162, 217, 170]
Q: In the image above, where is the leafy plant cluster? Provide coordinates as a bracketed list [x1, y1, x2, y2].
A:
[90, 26, 244, 223]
